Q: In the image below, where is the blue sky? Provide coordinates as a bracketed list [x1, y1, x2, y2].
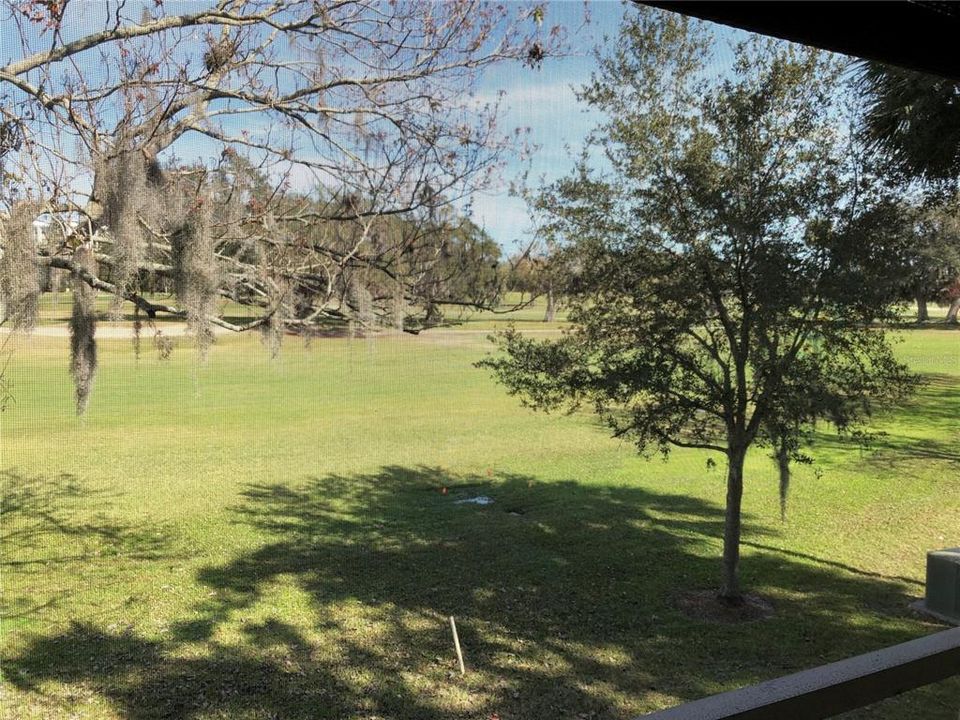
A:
[0, 0, 631, 247]
[1, 1, 781, 250]
[468, 1, 756, 251]
[469, 1, 627, 251]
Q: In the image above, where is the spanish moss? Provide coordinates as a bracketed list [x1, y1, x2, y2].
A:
[132, 305, 142, 361]
[171, 203, 219, 360]
[260, 282, 290, 360]
[0, 201, 41, 332]
[348, 273, 375, 337]
[93, 149, 163, 317]
[69, 245, 98, 416]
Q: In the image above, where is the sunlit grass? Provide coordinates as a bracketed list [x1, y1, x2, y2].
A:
[1, 298, 957, 719]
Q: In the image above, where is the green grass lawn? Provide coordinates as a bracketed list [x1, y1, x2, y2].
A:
[33, 291, 262, 327]
[1, 300, 958, 719]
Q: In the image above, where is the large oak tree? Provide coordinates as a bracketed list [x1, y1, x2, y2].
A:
[0, 0, 552, 411]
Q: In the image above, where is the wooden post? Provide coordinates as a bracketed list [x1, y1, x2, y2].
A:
[449, 616, 466, 675]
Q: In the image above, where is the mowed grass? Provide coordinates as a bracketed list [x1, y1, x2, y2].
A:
[32, 291, 262, 327]
[0, 303, 958, 719]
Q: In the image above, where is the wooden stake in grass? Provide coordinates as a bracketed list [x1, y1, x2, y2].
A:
[449, 615, 466, 675]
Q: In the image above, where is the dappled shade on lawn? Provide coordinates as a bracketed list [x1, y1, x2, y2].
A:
[6, 466, 955, 719]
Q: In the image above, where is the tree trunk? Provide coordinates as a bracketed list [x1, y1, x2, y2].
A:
[720, 447, 746, 603]
[947, 296, 960, 324]
[425, 302, 442, 326]
[543, 287, 556, 323]
[776, 438, 791, 522]
[916, 294, 929, 322]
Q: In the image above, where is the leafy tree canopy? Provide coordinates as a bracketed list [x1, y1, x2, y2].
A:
[856, 61, 960, 185]
[480, 9, 919, 601]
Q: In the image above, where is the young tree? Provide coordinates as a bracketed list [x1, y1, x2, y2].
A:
[480, 10, 917, 602]
[0, 0, 556, 411]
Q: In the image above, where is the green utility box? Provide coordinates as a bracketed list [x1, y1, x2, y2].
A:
[926, 547, 960, 624]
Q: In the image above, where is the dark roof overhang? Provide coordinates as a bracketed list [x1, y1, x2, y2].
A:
[642, 2, 960, 80]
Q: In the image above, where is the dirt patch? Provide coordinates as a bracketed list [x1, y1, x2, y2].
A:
[674, 590, 775, 624]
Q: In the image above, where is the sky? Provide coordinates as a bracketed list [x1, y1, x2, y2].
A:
[466, 1, 756, 251]
[1, 1, 783, 250]
[466, 0, 626, 251]
[0, 0, 632, 249]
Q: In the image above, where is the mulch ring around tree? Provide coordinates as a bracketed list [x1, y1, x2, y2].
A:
[674, 590, 775, 624]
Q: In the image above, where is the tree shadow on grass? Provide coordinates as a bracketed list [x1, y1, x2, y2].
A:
[808, 372, 960, 468]
[5, 466, 949, 719]
[739, 541, 924, 589]
[887, 319, 960, 331]
[0, 470, 175, 621]
[894, 374, 960, 429]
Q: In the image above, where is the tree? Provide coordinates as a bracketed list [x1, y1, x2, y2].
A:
[505, 243, 566, 322]
[384, 214, 504, 333]
[0, 0, 556, 412]
[855, 62, 960, 323]
[856, 61, 960, 186]
[479, 10, 918, 602]
[891, 200, 960, 322]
